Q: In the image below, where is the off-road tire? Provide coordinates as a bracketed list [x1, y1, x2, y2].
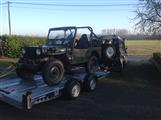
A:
[86, 56, 99, 74]
[43, 59, 64, 86]
[84, 74, 97, 92]
[102, 44, 116, 59]
[65, 80, 81, 100]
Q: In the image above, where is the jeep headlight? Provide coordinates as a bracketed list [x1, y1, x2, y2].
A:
[22, 48, 26, 54]
[36, 48, 41, 55]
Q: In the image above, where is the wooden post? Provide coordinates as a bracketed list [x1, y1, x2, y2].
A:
[8, 1, 11, 35]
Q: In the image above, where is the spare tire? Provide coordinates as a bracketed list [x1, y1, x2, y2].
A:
[102, 44, 116, 60]
[43, 59, 64, 86]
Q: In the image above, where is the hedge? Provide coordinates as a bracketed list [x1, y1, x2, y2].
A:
[153, 52, 161, 64]
[0, 35, 45, 58]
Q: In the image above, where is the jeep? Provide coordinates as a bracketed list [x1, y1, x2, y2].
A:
[101, 35, 128, 72]
[16, 26, 102, 85]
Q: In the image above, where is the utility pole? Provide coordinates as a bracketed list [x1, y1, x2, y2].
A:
[8, 1, 11, 35]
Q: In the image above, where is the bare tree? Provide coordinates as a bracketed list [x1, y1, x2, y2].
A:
[135, 0, 161, 33]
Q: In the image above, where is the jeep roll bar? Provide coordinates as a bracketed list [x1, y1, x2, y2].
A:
[48, 26, 100, 40]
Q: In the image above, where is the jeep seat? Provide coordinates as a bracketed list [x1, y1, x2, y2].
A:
[75, 34, 89, 49]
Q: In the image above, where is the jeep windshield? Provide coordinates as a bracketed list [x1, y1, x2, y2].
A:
[47, 28, 75, 45]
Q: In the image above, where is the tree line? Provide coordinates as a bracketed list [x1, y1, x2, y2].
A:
[100, 28, 161, 40]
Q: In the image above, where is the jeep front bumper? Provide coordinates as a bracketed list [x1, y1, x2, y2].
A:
[17, 57, 49, 71]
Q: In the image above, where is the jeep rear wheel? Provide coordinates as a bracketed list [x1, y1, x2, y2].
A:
[16, 67, 34, 80]
[43, 59, 64, 86]
[86, 56, 99, 74]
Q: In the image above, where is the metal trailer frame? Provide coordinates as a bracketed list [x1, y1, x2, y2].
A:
[0, 69, 110, 110]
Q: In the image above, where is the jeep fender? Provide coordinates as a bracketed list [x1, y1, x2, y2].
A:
[85, 47, 101, 60]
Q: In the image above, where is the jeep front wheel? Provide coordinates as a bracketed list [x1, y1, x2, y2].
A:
[86, 56, 99, 74]
[43, 59, 64, 86]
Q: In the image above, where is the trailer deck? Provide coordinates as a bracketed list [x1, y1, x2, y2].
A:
[0, 69, 110, 110]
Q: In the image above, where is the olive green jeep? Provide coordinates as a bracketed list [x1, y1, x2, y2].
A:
[17, 26, 102, 85]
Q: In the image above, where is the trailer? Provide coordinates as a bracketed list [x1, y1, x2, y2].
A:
[0, 68, 110, 110]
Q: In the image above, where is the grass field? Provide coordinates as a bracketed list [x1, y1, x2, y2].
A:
[126, 40, 161, 56]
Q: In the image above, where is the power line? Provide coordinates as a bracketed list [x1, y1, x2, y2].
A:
[1, 1, 140, 11]
[7, 0, 138, 3]
[10, 5, 135, 12]
[10, 2, 139, 7]
[0, 1, 140, 6]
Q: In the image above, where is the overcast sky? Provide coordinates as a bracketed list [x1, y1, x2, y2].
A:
[1, 0, 139, 36]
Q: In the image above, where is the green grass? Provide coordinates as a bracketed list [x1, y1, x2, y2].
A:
[126, 40, 161, 46]
[126, 40, 161, 56]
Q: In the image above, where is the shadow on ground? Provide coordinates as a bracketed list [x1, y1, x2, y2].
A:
[108, 59, 161, 87]
[0, 57, 161, 120]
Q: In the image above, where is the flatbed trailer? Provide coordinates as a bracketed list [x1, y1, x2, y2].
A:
[0, 68, 110, 110]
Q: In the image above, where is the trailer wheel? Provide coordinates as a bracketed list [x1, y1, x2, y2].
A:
[43, 59, 64, 86]
[65, 80, 81, 99]
[86, 56, 99, 74]
[16, 67, 34, 80]
[84, 75, 97, 92]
